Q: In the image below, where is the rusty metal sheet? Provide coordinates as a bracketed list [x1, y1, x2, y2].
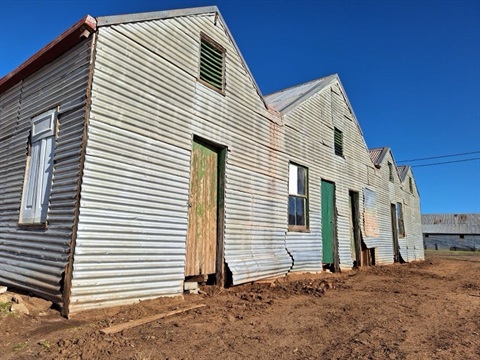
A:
[363, 188, 380, 239]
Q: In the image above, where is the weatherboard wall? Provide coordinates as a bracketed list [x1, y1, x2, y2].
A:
[70, 12, 292, 312]
[0, 39, 92, 304]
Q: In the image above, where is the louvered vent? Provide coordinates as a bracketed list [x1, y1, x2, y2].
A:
[334, 128, 343, 156]
[199, 33, 225, 92]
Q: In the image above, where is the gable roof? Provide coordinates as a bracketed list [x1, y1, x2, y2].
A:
[422, 213, 480, 235]
[0, 6, 268, 109]
[96, 6, 267, 109]
[397, 165, 410, 182]
[264, 74, 337, 114]
[266, 74, 378, 167]
[0, 15, 96, 93]
[369, 147, 390, 168]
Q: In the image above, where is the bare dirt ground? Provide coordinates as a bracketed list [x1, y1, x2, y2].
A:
[1, 251, 479, 360]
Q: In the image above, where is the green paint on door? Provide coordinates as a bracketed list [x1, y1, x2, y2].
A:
[321, 180, 335, 264]
[186, 140, 218, 276]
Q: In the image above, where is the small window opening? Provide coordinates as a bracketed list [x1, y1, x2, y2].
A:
[334, 128, 343, 157]
[388, 162, 394, 182]
[409, 177, 413, 193]
[459, 235, 464, 239]
[199, 33, 226, 93]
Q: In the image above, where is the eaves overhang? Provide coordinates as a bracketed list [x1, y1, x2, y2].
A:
[0, 15, 96, 93]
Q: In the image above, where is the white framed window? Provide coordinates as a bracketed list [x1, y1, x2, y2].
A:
[19, 109, 57, 225]
[288, 163, 308, 231]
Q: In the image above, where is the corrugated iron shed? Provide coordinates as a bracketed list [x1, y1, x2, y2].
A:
[422, 214, 480, 234]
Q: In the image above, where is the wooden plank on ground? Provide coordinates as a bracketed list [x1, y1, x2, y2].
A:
[100, 304, 206, 335]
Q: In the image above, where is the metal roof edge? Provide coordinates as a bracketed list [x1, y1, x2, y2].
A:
[96, 6, 218, 27]
[422, 213, 480, 216]
[333, 76, 374, 159]
[214, 10, 268, 110]
[276, 74, 338, 114]
[0, 15, 96, 94]
[397, 165, 411, 182]
[96, 6, 269, 110]
[376, 147, 391, 167]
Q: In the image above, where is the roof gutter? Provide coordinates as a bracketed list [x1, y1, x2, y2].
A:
[0, 15, 97, 93]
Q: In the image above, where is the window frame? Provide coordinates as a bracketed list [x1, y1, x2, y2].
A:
[288, 163, 309, 232]
[18, 108, 58, 227]
[334, 127, 343, 157]
[198, 32, 226, 94]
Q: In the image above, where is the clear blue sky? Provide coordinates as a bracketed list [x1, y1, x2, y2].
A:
[1, 0, 479, 214]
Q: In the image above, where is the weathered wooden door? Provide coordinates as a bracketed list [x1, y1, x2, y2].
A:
[349, 191, 361, 266]
[321, 180, 335, 265]
[185, 140, 218, 276]
[349, 191, 373, 267]
[391, 203, 400, 263]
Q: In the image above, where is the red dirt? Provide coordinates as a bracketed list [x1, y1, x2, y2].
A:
[1, 251, 479, 359]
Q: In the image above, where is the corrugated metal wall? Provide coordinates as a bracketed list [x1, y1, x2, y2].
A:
[281, 81, 423, 270]
[400, 167, 424, 261]
[283, 82, 382, 271]
[70, 13, 292, 312]
[0, 39, 92, 304]
[424, 235, 480, 251]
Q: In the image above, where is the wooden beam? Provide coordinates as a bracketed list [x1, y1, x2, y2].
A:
[100, 304, 206, 334]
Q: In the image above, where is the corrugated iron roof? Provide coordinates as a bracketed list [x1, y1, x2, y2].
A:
[264, 74, 337, 114]
[422, 214, 480, 234]
[0, 15, 96, 93]
[369, 147, 390, 167]
[397, 165, 410, 181]
[96, 6, 218, 26]
[1, 6, 268, 110]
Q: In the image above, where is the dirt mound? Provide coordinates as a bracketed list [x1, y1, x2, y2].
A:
[1, 251, 479, 360]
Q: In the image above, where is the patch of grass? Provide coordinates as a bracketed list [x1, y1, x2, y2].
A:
[13, 342, 26, 351]
[0, 301, 12, 315]
[38, 340, 51, 349]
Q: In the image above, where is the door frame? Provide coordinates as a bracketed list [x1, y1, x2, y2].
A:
[390, 203, 400, 263]
[321, 179, 340, 272]
[186, 136, 227, 286]
[349, 190, 361, 267]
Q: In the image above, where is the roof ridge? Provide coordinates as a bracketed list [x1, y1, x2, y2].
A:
[265, 74, 336, 98]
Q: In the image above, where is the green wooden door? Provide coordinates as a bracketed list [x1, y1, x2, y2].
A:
[185, 140, 218, 276]
[321, 180, 335, 264]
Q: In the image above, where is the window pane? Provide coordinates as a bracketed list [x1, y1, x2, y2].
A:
[296, 197, 305, 226]
[289, 164, 298, 195]
[297, 166, 305, 195]
[288, 196, 296, 225]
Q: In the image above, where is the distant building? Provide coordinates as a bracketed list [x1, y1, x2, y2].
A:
[422, 214, 480, 251]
